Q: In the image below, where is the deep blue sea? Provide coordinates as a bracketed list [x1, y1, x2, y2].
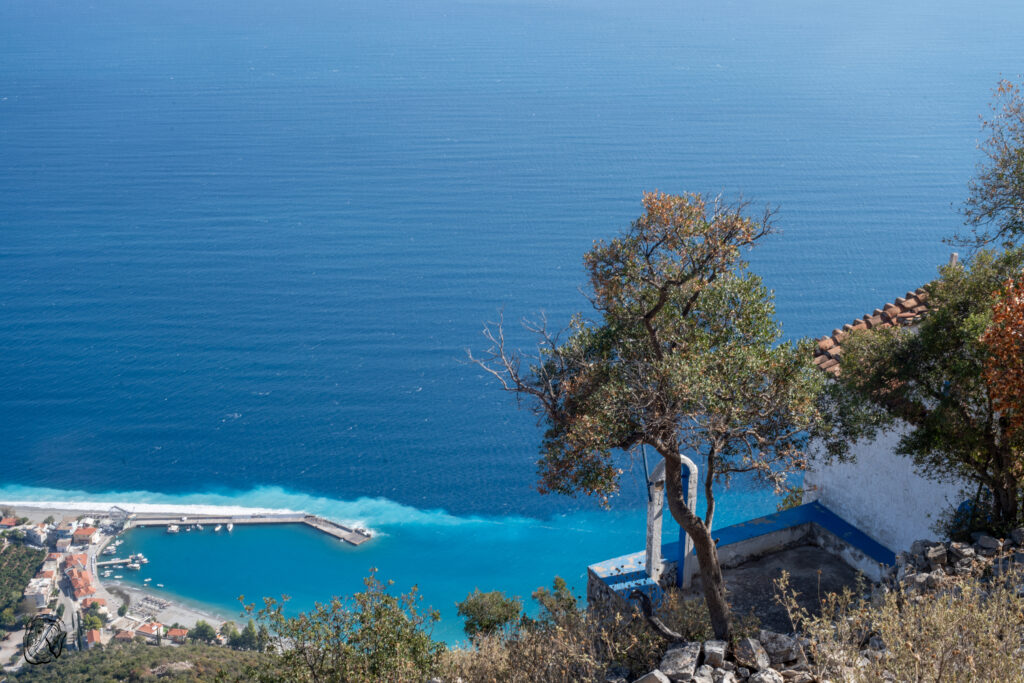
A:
[2, 0, 1023, 642]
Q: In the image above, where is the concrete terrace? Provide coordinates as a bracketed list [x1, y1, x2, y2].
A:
[588, 501, 896, 607]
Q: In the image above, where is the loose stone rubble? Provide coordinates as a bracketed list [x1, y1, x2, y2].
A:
[622, 529, 1024, 683]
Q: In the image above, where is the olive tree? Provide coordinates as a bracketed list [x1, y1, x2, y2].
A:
[955, 79, 1024, 249]
[823, 249, 1024, 531]
[471, 192, 825, 639]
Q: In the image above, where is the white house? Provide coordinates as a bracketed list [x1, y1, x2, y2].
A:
[803, 281, 971, 552]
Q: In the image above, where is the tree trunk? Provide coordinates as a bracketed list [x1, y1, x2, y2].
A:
[663, 455, 732, 640]
[995, 471, 1019, 527]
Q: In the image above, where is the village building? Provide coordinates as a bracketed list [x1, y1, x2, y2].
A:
[27, 523, 51, 546]
[166, 627, 189, 644]
[72, 526, 99, 546]
[113, 630, 135, 644]
[66, 567, 97, 600]
[54, 519, 78, 540]
[0, 517, 19, 529]
[55, 537, 72, 552]
[23, 578, 52, 609]
[66, 553, 88, 570]
[85, 629, 102, 650]
[82, 597, 109, 616]
[136, 622, 165, 642]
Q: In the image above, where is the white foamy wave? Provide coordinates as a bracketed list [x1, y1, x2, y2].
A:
[0, 483, 543, 538]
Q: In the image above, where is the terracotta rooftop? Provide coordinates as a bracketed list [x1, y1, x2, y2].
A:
[86, 629, 101, 644]
[114, 630, 135, 640]
[137, 622, 164, 636]
[813, 287, 931, 377]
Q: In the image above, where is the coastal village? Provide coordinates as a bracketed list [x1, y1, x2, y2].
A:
[0, 505, 371, 672]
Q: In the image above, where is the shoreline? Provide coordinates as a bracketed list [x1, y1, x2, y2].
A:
[0, 500, 301, 523]
[105, 580, 232, 630]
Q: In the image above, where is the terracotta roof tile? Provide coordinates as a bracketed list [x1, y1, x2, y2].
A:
[812, 282, 933, 377]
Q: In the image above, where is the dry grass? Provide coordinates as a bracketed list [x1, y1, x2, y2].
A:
[776, 567, 1024, 682]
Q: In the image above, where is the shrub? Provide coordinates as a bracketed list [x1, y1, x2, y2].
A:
[456, 589, 523, 639]
[775, 568, 1024, 682]
[244, 568, 444, 682]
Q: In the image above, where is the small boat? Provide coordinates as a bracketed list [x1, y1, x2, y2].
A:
[214, 525, 222, 532]
[143, 577, 152, 582]
[196, 524, 203, 531]
[167, 524, 179, 534]
[114, 575, 123, 579]
[226, 523, 233, 532]
[156, 583, 164, 588]
[127, 563, 141, 570]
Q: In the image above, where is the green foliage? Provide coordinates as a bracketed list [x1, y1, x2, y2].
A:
[243, 568, 445, 682]
[824, 248, 1024, 531]
[456, 589, 522, 639]
[7, 642, 261, 682]
[957, 79, 1024, 249]
[82, 613, 103, 631]
[527, 576, 578, 627]
[219, 620, 238, 639]
[442, 586, 758, 682]
[474, 192, 827, 639]
[228, 619, 260, 650]
[475, 192, 825, 508]
[117, 603, 127, 617]
[43, 515, 55, 525]
[190, 620, 217, 643]
[0, 543, 45, 630]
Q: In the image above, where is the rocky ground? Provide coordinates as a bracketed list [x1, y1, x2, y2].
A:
[615, 529, 1024, 683]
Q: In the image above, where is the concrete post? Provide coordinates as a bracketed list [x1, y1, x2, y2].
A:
[645, 461, 666, 581]
[677, 455, 699, 589]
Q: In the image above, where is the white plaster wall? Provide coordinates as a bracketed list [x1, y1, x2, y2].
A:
[804, 425, 970, 552]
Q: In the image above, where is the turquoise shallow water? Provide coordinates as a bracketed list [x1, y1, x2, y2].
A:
[2, 0, 1023, 641]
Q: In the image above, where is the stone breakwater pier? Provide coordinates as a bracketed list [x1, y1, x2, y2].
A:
[126, 512, 371, 546]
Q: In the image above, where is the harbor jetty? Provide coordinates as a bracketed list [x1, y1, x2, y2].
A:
[125, 512, 371, 546]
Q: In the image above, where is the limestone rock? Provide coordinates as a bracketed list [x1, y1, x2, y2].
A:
[736, 667, 751, 679]
[734, 637, 770, 670]
[659, 642, 701, 682]
[976, 534, 1002, 551]
[692, 664, 715, 683]
[1011, 527, 1024, 546]
[634, 670, 671, 683]
[948, 541, 974, 561]
[924, 544, 947, 569]
[925, 570, 946, 589]
[713, 670, 738, 683]
[758, 630, 799, 666]
[780, 672, 814, 683]
[749, 669, 785, 683]
[704, 640, 727, 668]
